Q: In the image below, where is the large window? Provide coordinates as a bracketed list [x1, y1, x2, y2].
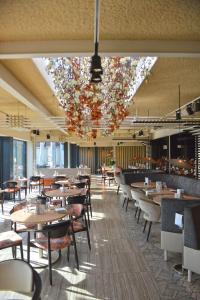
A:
[13, 140, 27, 178]
[36, 142, 64, 168]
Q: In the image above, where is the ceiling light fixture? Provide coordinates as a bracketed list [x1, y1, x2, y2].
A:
[138, 130, 144, 136]
[186, 104, 194, 115]
[90, 0, 102, 83]
[176, 85, 181, 120]
[195, 99, 200, 112]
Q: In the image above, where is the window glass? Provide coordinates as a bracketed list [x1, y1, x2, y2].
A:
[36, 142, 64, 168]
[13, 140, 27, 178]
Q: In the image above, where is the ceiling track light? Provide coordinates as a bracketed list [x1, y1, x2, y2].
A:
[186, 104, 194, 115]
[138, 130, 144, 136]
[195, 99, 200, 112]
[90, 0, 103, 83]
[176, 85, 182, 120]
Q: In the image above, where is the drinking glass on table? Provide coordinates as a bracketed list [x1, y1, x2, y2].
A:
[162, 182, 167, 189]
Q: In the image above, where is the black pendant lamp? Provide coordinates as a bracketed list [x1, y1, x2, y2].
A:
[90, 0, 103, 83]
[176, 85, 181, 120]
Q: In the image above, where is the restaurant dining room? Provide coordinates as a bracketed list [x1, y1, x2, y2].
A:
[1, 0, 200, 299]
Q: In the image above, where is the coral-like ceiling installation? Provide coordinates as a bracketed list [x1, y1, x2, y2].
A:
[45, 56, 156, 137]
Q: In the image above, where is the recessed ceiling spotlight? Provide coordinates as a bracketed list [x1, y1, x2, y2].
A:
[138, 130, 144, 136]
[195, 99, 200, 112]
[176, 109, 181, 120]
[186, 104, 194, 115]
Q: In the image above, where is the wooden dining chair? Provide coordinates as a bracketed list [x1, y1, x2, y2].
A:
[3, 181, 21, 203]
[27, 220, 79, 285]
[29, 176, 42, 193]
[0, 230, 23, 259]
[10, 201, 36, 233]
[67, 195, 91, 250]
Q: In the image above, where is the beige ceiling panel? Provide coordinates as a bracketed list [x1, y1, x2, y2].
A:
[1, 59, 63, 117]
[128, 58, 200, 117]
[0, 0, 200, 42]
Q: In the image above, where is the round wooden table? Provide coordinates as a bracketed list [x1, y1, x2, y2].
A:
[153, 193, 200, 206]
[11, 208, 69, 259]
[45, 188, 86, 206]
[11, 209, 68, 225]
[55, 179, 88, 186]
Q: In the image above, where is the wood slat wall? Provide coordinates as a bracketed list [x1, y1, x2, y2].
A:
[79, 147, 95, 173]
[116, 146, 146, 169]
[97, 147, 113, 168]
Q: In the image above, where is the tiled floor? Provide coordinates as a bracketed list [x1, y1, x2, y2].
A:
[0, 177, 200, 299]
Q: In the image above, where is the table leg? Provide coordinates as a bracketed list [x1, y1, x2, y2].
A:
[37, 223, 43, 258]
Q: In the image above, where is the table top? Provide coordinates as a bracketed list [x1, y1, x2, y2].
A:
[55, 179, 88, 185]
[153, 193, 200, 205]
[131, 182, 156, 189]
[45, 188, 86, 198]
[11, 209, 68, 224]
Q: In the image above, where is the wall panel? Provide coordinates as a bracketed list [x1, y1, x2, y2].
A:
[116, 146, 146, 168]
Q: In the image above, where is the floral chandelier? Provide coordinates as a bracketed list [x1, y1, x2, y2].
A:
[45, 56, 156, 138]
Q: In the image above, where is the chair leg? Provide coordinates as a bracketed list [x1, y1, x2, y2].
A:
[67, 246, 70, 262]
[164, 250, 168, 261]
[143, 220, 148, 233]
[47, 238, 52, 285]
[117, 186, 120, 194]
[27, 232, 30, 263]
[188, 270, 192, 282]
[72, 233, 79, 270]
[122, 197, 126, 208]
[135, 206, 138, 217]
[125, 198, 129, 211]
[86, 207, 90, 228]
[20, 243, 24, 260]
[85, 215, 91, 250]
[1, 199, 4, 214]
[137, 208, 141, 223]
[146, 221, 152, 241]
[12, 246, 16, 258]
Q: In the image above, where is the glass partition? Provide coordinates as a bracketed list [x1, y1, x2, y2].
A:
[36, 142, 64, 168]
[13, 139, 27, 178]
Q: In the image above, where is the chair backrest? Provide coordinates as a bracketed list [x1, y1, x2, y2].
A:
[10, 201, 27, 214]
[67, 195, 86, 205]
[54, 176, 66, 181]
[43, 220, 71, 239]
[138, 198, 161, 221]
[0, 259, 42, 299]
[74, 182, 86, 189]
[115, 175, 121, 185]
[131, 188, 146, 203]
[51, 183, 61, 190]
[30, 176, 41, 182]
[4, 181, 18, 189]
[120, 184, 132, 199]
[161, 198, 200, 234]
[106, 172, 114, 178]
[184, 204, 200, 250]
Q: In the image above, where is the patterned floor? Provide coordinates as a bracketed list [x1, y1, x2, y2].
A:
[119, 194, 200, 300]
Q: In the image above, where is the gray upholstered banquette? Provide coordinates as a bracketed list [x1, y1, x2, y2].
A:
[120, 172, 200, 197]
